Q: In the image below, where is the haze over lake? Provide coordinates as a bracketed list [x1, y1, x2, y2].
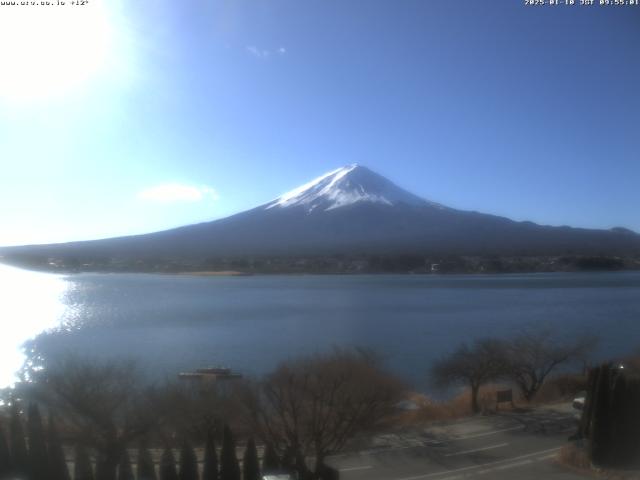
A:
[2, 265, 640, 389]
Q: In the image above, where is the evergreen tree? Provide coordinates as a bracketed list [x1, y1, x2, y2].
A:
[202, 431, 218, 480]
[137, 443, 157, 480]
[178, 440, 198, 480]
[261, 444, 279, 473]
[242, 439, 259, 480]
[609, 372, 627, 466]
[578, 367, 598, 438]
[613, 372, 640, 468]
[589, 364, 612, 466]
[9, 403, 29, 478]
[47, 414, 70, 480]
[74, 445, 95, 480]
[581, 365, 640, 469]
[117, 449, 134, 480]
[95, 453, 112, 480]
[159, 448, 179, 480]
[628, 379, 640, 467]
[27, 404, 48, 480]
[219, 426, 240, 480]
[0, 426, 12, 480]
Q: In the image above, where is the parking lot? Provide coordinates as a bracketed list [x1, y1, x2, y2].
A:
[327, 404, 590, 480]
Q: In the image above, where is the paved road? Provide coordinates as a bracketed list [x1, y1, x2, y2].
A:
[327, 405, 589, 480]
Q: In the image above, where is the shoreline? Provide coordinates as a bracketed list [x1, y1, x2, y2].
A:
[175, 270, 253, 277]
[1, 260, 640, 277]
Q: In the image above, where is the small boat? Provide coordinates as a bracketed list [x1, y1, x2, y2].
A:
[178, 366, 242, 381]
[195, 367, 232, 375]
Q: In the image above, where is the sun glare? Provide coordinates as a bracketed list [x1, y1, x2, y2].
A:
[0, 264, 67, 387]
[0, 2, 114, 102]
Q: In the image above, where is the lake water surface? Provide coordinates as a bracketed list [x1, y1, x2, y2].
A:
[2, 265, 640, 389]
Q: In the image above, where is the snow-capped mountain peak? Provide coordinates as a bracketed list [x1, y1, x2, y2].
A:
[265, 164, 438, 213]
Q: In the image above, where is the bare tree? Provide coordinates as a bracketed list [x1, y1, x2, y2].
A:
[430, 339, 508, 414]
[148, 380, 236, 442]
[241, 348, 405, 479]
[17, 357, 161, 480]
[505, 329, 596, 402]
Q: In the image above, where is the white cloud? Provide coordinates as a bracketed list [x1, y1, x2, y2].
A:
[246, 45, 286, 59]
[246, 45, 268, 59]
[137, 184, 219, 203]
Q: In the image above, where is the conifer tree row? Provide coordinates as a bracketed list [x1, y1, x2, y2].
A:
[1, 405, 72, 480]
[0, 407, 319, 480]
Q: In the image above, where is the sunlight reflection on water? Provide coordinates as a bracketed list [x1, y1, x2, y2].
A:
[0, 263, 68, 387]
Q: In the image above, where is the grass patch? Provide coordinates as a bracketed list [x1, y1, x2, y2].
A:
[394, 384, 523, 425]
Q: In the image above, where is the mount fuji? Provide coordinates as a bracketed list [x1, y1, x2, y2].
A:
[264, 164, 436, 212]
[2, 165, 639, 270]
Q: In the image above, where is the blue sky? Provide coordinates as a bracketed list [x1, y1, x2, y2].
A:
[0, 0, 639, 246]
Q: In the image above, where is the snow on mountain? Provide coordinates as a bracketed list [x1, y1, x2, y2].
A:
[265, 164, 442, 213]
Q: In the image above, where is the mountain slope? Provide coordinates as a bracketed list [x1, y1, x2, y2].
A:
[1, 165, 639, 267]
